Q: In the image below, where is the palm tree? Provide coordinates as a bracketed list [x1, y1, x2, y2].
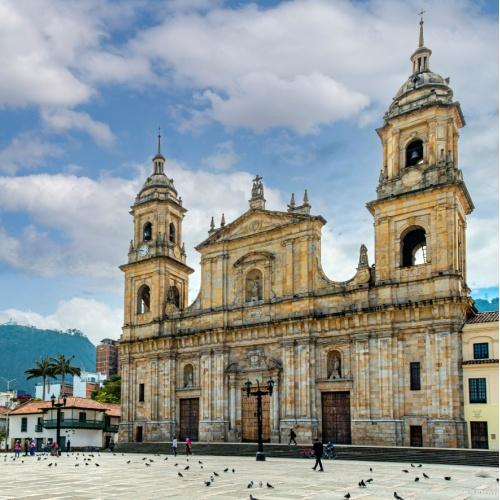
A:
[25, 356, 56, 400]
[50, 354, 81, 397]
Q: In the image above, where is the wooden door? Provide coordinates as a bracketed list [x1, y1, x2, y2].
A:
[321, 392, 351, 444]
[241, 390, 270, 442]
[179, 398, 199, 441]
[470, 421, 488, 449]
[410, 425, 423, 447]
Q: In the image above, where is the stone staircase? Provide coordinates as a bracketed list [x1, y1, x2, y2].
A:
[115, 442, 498, 467]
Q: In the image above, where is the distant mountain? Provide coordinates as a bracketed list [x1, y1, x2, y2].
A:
[0, 323, 96, 394]
[474, 297, 499, 312]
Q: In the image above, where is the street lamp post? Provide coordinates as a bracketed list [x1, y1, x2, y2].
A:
[245, 377, 274, 461]
[50, 393, 66, 456]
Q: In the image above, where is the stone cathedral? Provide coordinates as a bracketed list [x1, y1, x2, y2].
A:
[118, 20, 474, 448]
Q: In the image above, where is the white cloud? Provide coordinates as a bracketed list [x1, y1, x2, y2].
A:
[41, 108, 115, 147]
[0, 297, 123, 345]
[0, 132, 63, 175]
[202, 141, 240, 171]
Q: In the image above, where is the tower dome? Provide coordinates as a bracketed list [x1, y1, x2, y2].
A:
[385, 14, 456, 122]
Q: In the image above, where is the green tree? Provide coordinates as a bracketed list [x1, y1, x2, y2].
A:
[50, 354, 81, 396]
[91, 375, 121, 404]
[25, 356, 56, 400]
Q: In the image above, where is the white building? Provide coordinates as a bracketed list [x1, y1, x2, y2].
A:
[8, 397, 120, 450]
[35, 371, 107, 401]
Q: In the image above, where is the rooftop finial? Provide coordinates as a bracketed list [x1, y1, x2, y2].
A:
[157, 127, 161, 155]
[209, 216, 215, 234]
[249, 175, 266, 210]
[418, 8, 425, 48]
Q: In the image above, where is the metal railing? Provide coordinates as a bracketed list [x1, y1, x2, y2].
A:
[43, 419, 104, 430]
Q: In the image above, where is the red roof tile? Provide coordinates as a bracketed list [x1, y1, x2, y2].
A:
[10, 397, 121, 417]
[467, 311, 499, 324]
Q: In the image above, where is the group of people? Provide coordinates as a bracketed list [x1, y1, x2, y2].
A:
[171, 436, 192, 456]
[14, 439, 70, 457]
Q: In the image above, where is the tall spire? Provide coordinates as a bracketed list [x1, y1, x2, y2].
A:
[152, 127, 166, 174]
[418, 9, 425, 47]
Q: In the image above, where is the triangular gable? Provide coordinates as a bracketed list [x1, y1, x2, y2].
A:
[196, 209, 325, 250]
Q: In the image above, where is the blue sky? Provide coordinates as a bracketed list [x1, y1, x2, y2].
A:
[0, 0, 497, 344]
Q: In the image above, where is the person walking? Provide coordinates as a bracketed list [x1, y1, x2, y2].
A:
[172, 437, 178, 456]
[29, 439, 36, 456]
[289, 428, 297, 446]
[312, 438, 324, 472]
[185, 436, 192, 456]
[14, 440, 21, 458]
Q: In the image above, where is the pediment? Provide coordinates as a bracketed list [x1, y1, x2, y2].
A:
[196, 209, 322, 250]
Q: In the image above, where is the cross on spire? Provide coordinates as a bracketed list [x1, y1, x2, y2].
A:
[157, 127, 161, 155]
[418, 8, 425, 47]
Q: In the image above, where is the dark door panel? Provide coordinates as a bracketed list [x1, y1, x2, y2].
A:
[179, 398, 199, 441]
[322, 391, 351, 444]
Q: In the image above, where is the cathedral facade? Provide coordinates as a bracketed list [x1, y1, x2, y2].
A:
[118, 21, 474, 448]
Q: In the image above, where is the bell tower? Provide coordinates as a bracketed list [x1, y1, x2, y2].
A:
[120, 132, 193, 338]
[367, 15, 474, 290]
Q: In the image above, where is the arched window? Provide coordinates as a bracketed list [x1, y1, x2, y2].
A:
[401, 227, 427, 267]
[143, 222, 152, 242]
[137, 285, 150, 314]
[169, 223, 176, 244]
[167, 286, 180, 308]
[245, 269, 263, 303]
[327, 350, 342, 380]
[183, 364, 194, 387]
[406, 139, 424, 167]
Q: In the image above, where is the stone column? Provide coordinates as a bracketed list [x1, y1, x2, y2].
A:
[163, 353, 176, 440]
[210, 347, 229, 441]
[199, 348, 212, 441]
[227, 372, 238, 441]
[281, 339, 295, 419]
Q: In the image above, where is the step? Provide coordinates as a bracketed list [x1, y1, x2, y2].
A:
[115, 442, 499, 467]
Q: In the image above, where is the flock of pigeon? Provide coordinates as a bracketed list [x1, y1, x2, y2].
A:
[3, 453, 498, 498]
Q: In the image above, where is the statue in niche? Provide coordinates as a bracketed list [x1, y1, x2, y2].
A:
[328, 351, 342, 380]
[184, 364, 194, 387]
[245, 269, 263, 302]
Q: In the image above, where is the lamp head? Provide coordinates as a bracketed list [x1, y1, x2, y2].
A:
[244, 379, 252, 397]
[50, 394, 56, 406]
[267, 378, 274, 396]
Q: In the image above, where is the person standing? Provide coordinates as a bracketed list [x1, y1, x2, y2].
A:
[289, 428, 297, 446]
[14, 440, 21, 458]
[172, 437, 178, 456]
[23, 439, 29, 456]
[66, 440, 71, 453]
[312, 439, 324, 472]
[29, 439, 36, 456]
[185, 436, 192, 456]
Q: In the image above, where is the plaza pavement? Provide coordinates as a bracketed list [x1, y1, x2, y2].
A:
[0, 452, 497, 499]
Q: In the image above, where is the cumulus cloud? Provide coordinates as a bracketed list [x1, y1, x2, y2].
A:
[0, 132, 63, 175]
[202, 141, 240, 171]
[0, 297, 123, 345]
[41, 108, 115, 147]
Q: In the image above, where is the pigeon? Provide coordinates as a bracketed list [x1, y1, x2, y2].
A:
[423, 473, 429, 479]
[369, 467, 373, 472]
[200, 466, 203, 469]
[402, 469, 409, 473]
[85, 462, 89, 466]
[164, 457, 168, 461]
[358, 480, 366, 488]
[344, 494, 351, 499]
[394, 493, 404, 500]
[444, 476, 451, 481]
[174, 463, 178, 467]
[366, 478, 373, 483]
[48, 463, 53, 467]
[127, 460, 131, 464]
[213, 471, 219, 477]
[184, 465, 189, 470]
[95, 463, 100, 467]
[247, 481, 254, 488]
[418, 464, 422, 468]
[149, 459, 154, 463]
[145, 463, 151, 467]
[224, 468, 228, 472]
[414, 477, 419, 482]
[204, 481, 211, 486]
[198, 460, 203, 464]
[178, 472, 183, 478]
[411, 464, 415, 468]
[266, 482, 274, 488]
[142, 457, 147, 461]
[210, 476, 214, 482]
[249, 496, 259, 500]
[232, 468, 235, 473]
[75, 463, 79, 467]
[54, 463, 58, 467]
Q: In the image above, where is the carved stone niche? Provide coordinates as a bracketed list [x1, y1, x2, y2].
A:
[326, 350, 342, 380]
[232, 251, 275, 306]
[183, 363, 195, 388]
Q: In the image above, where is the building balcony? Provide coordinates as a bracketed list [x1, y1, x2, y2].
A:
[43, 419, 104, 430]
[104, 424, 119, 433]
[35, 424, 43, 432]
